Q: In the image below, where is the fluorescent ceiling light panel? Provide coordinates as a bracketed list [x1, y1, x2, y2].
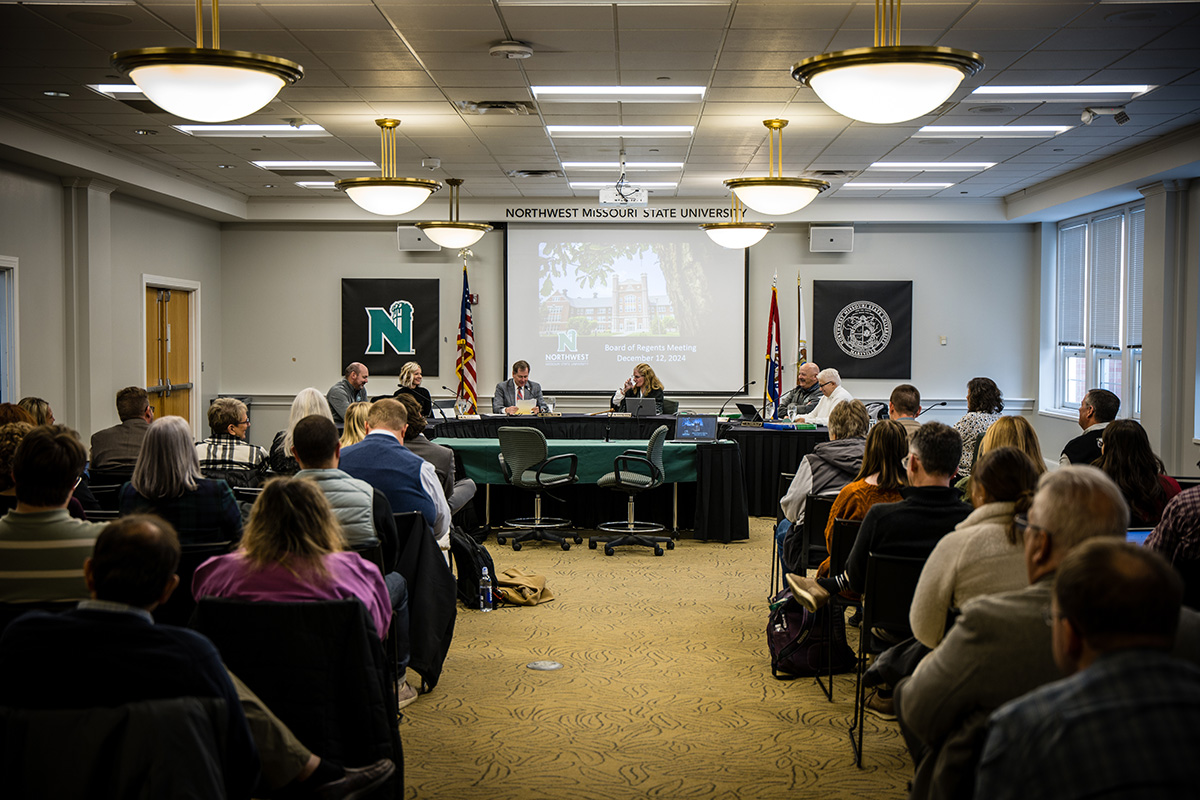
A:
[174, 124, 329, 138]
[253, 161, 376, 170]
[868, 162, 995, 172]
[843, 182, 955, 189]
[548, 125, 693, 138]
[501, 0, 727, 5]
[533, 86, 705, 103]
[87, 83, 146, 99]
[970, 84, 1154, 104]
[296, 181, 337, 188]
[561, 161, 685, 170]
[569, 182, 678, 189]
[916, 126, 1071, 138]
[972, 85, 1152, 95]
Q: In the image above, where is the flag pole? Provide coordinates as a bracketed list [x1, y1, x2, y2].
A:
[796, 272, 807, 383]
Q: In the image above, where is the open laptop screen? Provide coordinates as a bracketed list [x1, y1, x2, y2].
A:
[673, 415, 718, 442]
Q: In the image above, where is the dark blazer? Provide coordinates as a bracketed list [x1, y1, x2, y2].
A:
[491, 378, 548, 414]
[393, 385, 432, 417]
[1061, 428, 1105, 465]
[613, 386, 665, 415]
[89, 417, 150, 473]
[404, 433, 454, 500]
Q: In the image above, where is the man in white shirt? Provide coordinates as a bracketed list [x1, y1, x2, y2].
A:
[797, 368, 853, 427]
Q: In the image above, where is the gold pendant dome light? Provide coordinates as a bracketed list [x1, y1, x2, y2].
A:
[723, 120, 830, 216]
[416, 179, 493, 248]
[335, 119, 441, 216]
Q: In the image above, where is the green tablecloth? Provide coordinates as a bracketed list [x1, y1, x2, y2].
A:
[445, 438, 698, 484]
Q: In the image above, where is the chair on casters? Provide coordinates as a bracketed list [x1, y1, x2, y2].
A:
[590, 425, 674, 556]
[495, 427, 580, 551]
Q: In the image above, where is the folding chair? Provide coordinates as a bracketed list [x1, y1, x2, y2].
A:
[799, 493, 835, 573]
[815, 517, 861, 701]
[769, 472, 795, 597]
[850, 552, 925, 767]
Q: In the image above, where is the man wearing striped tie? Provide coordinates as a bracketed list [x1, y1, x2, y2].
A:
[492, 360, 549, 415]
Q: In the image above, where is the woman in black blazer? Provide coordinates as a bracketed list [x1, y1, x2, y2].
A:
[611, 362, 666, 414]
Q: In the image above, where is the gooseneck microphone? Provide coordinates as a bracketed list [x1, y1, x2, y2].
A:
[915, 400, 948, 418]
[437, 385, 459, 419]
[717, 380, 757, 418]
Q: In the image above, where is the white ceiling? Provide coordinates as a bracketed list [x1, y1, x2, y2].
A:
[2, 0, 1200, 206]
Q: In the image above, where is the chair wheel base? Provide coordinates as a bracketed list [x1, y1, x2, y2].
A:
[604, 546, 615, 556]
[588, 540, 597, 549]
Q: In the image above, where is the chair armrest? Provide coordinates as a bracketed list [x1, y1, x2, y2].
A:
[614, 454, 661, 486]
[622, 448, 643, 456]
[535, 453, 578, 485]
[497, 453, 513, 482]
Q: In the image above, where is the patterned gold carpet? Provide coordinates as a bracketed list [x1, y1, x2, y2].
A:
[403, 518, 912, 799]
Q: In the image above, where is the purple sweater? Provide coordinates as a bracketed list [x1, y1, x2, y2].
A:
[192, 550, 391, 639]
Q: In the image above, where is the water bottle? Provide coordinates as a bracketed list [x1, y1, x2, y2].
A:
[479, 566, 494, 612]
[787, 403, 798, 420]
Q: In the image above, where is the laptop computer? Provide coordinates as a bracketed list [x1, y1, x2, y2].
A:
[735, 403, 764, 422]
[1127, 528, 1154, 546]
[671, 415, 719, 443]
[625, 397, 657, 418]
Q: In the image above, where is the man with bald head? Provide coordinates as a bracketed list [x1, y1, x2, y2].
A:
[895, 466, 1200, 799]
[779, 362, 823, 417]
[975, 539, 1200, 800]
[326, 362, 369, 425]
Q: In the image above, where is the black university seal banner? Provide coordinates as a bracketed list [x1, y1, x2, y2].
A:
[813, 280, 912, 379]
[341, 278, 439, 378]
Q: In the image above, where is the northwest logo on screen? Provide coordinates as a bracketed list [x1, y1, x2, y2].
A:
[363, 300, 415, 355]
[557, 330, 577, 352]
[834, 301, 892, 359]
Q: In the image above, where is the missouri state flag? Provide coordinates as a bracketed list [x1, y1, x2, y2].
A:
[765, 274, 783, 419]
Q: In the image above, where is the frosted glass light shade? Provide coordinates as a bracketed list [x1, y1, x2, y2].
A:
[700, 222, 773, 248]
[724, 178, 828, 216]
[793, 46, 984, 125]
[416, 221, 493, 248]
[112, 48, 303, 123]
[337, 178, 441, 216]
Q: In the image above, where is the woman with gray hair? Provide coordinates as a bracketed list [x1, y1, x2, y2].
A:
[269, 388, 333, 475]
[120, 415, 242, 545]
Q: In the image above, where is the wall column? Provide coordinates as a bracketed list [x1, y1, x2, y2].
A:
[61, 177, 115, 438]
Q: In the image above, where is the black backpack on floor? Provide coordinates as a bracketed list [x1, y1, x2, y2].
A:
[766, 589, 855, 679]
[449, 526, 497, 609]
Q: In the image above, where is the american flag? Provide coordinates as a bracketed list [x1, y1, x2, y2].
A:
[455, 264, 477, 414]
[796, 273, 807, 384]
[765, 274, 783, 419]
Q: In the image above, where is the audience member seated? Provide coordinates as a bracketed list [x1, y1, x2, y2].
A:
[0, 403, 35, 426]
[193, 477, 393, 640]
[269, 387, 333, 476]
[778, 362, 823, 417]
[1059, 388, 1119, 466]
[339, 402, 370, 448]
[975, 539, 1200, 800]
[89, 386, 154, 477]
[910, 446, 1039, 650]
[1094, 418, 1182, 527]
[610, 361, 665, 415]
[951, 377, 1004, 476]
[17, 396, 53, 426]
[395, 394, 476, 515]
[0, 514, 395, 799]
[889, 384, 922, 438]
[393, 361, 433, 418]
[0, 421, 85, 520]
[0, 425, 106, 602]
[787, 422, 972, 613]
[1146, 484, 1200, 565]
[195, 397, 268, 483]
[119, 416, 242, 546]
[326, 362, 369, 425]
[814, 420, 909, 579]
[954, 415, 1046, 501]
[776, 400, 869, 572]
[893, 466, 1200, 800]
[797, 368, 853, 427]
[339, 398, 451, 559]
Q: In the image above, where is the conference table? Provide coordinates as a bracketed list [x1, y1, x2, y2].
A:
[430, 416, 748, 542]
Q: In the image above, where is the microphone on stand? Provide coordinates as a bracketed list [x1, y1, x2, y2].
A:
[717, 380, 756, 418]
[438, 386, 460, 419]
[915, 400, 948, 418]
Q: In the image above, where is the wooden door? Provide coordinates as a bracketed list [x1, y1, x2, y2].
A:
[145, 287, 192, 423]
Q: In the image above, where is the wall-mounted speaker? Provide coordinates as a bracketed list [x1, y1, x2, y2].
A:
[810, 225, 854, 253]
[397, 226, 441, 251]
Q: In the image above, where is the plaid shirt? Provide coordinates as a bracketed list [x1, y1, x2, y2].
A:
[195, 434, 268, 472]
[1146, 485, 1200, 562]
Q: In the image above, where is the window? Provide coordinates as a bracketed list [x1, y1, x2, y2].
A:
[1054, 203, 1144, 416]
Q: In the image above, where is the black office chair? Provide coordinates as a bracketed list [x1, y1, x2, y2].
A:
[590, 425, 674, 556]
[87, 484, 125, 513]
[495, 427, 580, 551]
[815, 518, 861, 702]
[153, 539, 234, 627]
[799, 494, 836, 573]
[771, 472, 795, 597]
[850, 552, 926, 767]
[662, 398, 679, 415]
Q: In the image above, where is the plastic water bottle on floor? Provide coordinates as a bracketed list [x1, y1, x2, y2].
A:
[479, 567, 494, 612]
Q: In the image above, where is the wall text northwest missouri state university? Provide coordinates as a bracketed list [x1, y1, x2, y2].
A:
[504, 207, 732, 220]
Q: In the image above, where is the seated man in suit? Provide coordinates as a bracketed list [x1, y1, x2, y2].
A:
[492, 360, 548, 415]
[1059, 388, 1119, 466]
[339, 398, 451, 559]
[975, 538, 1200, 800]
[89, 386, 154, 477]
[0, 514, 395, 799]
[395, 394, 476, 514]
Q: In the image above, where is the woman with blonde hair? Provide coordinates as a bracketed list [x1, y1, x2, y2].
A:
[192, 477, 391, 640]
[393, 361, 432, 418]
[269, 388, 333, 475]
[340, 402, 370, 447]
[955, 414, 1046, 501]
[17, 397, 54, 426]
[611, 362, 666, 414]
[119, 415, 241, 545]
